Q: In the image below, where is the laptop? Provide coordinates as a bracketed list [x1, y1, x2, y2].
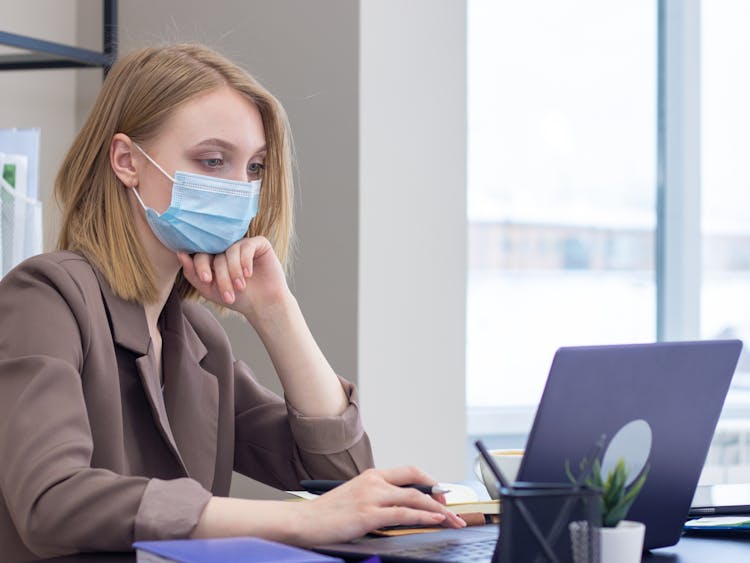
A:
[315, 340, 742, 562]
[690, 483, 750, 517]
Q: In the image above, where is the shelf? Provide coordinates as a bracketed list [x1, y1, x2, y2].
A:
[0, 0, 117, 73]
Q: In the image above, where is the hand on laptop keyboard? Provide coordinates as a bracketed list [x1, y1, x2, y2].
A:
[294, 466, 467, 546]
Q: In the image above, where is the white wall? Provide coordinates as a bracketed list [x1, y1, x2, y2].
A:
[359, 0, 467, 478]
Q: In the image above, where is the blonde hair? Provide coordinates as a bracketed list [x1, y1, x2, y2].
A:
[55, 44, 294, 303]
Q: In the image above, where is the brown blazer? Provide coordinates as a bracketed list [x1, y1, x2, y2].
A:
[0, 251, 373, 562]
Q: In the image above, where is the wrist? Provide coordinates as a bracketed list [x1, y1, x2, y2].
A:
[242, 288, 298, 330]
[191, 497, 310, 545]
[284, 499, 312, 546]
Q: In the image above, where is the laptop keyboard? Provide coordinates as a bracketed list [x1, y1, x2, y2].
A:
[383, 537, 496, 562]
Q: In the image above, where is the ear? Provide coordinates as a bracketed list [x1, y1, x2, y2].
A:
[110, 133, 140, 189]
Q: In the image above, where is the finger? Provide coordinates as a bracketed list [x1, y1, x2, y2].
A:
[386, 487, 466, 529]
[379, 466, 438, 488]
[178, 253, 209, 293]
[212, 254, 235, 304]
[239, 240, 255, 279]
[224, 243, 245, 291]
[193, 253, 213, 284]
[388, 486, 453, 515]
[375, 506, 446, 530]
[444, 512, 467, 528]
[177, 252, 199, 283]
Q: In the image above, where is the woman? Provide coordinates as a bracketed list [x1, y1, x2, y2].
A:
[0, 44, 464, 561]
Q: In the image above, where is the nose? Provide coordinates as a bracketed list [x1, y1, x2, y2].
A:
[229, 170, 251, 183]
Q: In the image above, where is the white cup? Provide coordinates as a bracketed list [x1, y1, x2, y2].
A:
[473, 449, 524, 499]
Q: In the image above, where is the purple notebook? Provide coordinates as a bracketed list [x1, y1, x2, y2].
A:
[133, 537, 343, 563]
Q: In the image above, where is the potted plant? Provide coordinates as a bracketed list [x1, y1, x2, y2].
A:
[569, 456, 649, 563]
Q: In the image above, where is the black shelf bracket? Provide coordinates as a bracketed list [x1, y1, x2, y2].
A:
[0, 0, 117, 75]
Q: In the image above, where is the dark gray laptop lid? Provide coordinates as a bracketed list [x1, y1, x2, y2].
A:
[517, 339, 742, 550]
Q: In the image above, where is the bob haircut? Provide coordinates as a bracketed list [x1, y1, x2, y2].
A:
[55, 43, 294, 304]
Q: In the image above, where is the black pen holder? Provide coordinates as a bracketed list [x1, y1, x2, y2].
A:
[494, 482, 601, 563]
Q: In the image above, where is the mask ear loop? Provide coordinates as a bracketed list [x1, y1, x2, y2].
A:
[133, 142, 177, 183]
[130, 184, 150, 212]
[130, 142, 176, 217]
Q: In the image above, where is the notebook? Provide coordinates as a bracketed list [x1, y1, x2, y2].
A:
[684, 515, 750, 534]
[133, 537, 343, 563]
[314, 339, 742, 561]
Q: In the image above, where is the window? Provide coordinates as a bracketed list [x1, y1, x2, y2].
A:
[467, 0, 750, 485]
[700, 0, 750, 484]
[467, 0, 656, 433]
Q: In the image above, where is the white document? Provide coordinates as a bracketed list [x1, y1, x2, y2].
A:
[0, 128, 40, 198]
[0, 153, 43, 277]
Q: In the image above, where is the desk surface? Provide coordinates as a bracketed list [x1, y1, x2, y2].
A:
[34, 534, 750, 562]
[644, 534, 750, 561]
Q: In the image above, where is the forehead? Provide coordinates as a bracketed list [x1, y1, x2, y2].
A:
[158, 86, 266, 152]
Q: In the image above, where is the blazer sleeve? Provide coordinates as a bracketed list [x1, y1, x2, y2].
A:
[233, 360, 375, 490]
[0, 257, 210, 558]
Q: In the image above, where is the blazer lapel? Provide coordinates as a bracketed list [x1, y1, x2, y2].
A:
[134, 353, 189, 476]
[161, 291, 219, 489]
[93, 269, 189, 476]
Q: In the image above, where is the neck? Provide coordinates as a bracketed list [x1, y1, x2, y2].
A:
[139, 231, 181, 332]
[143, 262, 179, 331]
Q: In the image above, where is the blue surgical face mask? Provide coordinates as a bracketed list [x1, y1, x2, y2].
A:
[132, 143, 261, 254]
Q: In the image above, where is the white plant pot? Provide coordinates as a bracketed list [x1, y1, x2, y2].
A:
[597, 520, 645, 563]
[569, 520, 645, 563]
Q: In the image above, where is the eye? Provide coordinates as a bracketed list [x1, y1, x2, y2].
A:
[201, 157, 224, 169]
[248, 162, 265, 180]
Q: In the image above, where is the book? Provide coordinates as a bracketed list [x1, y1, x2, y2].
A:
[447, 499, 501, 515]
[445, 484, 500, 526]
[133, 537, 343, 563]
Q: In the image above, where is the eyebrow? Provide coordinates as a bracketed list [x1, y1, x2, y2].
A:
[192, 138, 267, 154]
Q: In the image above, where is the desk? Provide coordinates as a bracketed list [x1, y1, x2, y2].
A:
[33, 534, 750, 562]
[643, 534, 750, 561]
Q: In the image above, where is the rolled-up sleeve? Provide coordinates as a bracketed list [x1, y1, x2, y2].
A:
[233, 361, 374, 490]
[134, 479, 212, 541]
[285, 377, 365, 454]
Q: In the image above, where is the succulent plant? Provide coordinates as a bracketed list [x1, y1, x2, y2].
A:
[588, 457, 649, 528]
[567, 454, 649, 528]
